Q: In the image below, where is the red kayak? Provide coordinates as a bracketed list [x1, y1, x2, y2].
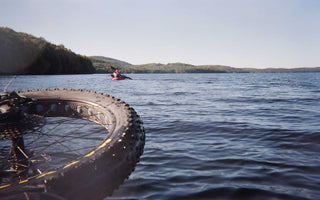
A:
[111, 76, 126, 80]
[111, 75, 132, 80]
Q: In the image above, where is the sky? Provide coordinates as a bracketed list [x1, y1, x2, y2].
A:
[1, 0, 320, 68]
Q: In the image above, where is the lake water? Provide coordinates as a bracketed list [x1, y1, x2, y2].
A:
[1, 73, 320, 200]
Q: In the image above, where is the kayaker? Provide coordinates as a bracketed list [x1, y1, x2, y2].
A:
[113, 69, 121, 78]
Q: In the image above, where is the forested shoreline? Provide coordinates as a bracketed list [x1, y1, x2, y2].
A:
[91, 56, 320, 74]
[0, 27, 95, 75]
[1, 27, 319, 75]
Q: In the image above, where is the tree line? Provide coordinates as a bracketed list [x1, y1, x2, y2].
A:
[0, 27, 95, 75]
[1, 27, 319, 75]
[90, 57, 320, 74]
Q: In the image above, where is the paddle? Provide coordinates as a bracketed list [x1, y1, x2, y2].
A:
[123, 75, 132, 80]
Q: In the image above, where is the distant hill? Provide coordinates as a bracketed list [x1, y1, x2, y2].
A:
[90, 59, 244, 74]
[90, 56, 132, 67]
[1, 27, 318, 75]
[89, 56, 132, 73]
[90, 56, 320, 74]
[91, 60, 320, 74]
[0, 27, 95, 75]
[122, 63, 245, 73]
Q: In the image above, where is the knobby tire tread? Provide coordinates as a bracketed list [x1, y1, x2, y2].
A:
[0, 89, 145, 200]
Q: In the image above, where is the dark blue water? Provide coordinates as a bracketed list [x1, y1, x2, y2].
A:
[1, 73, 320, 200]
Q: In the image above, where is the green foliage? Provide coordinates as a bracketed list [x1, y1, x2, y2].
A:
[0, 27, 95, 75]
[89, 58, 247, 74]
[90, 56, 132, 73]
[2, 27, 318, 75]
[91, 57, 320, 74]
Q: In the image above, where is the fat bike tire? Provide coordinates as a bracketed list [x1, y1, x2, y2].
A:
[0, 89, 145, 200]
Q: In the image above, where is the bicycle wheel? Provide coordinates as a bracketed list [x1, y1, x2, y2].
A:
[0, 89, 145, 200]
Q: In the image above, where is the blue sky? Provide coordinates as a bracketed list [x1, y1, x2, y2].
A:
[1, 0, 319, 68]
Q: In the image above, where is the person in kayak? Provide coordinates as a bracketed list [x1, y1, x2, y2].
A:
[111, 68, 132, 80]
[113, 69, 121, 78]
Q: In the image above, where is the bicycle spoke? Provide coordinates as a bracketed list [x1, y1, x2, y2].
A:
[1, 117, 107, 184]
[0, 89, 145, 200]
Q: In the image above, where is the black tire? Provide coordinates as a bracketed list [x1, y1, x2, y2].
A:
[0, 89, 145, 200]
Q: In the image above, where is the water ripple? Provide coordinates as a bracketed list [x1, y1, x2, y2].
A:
[2, 73, 320, 200]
